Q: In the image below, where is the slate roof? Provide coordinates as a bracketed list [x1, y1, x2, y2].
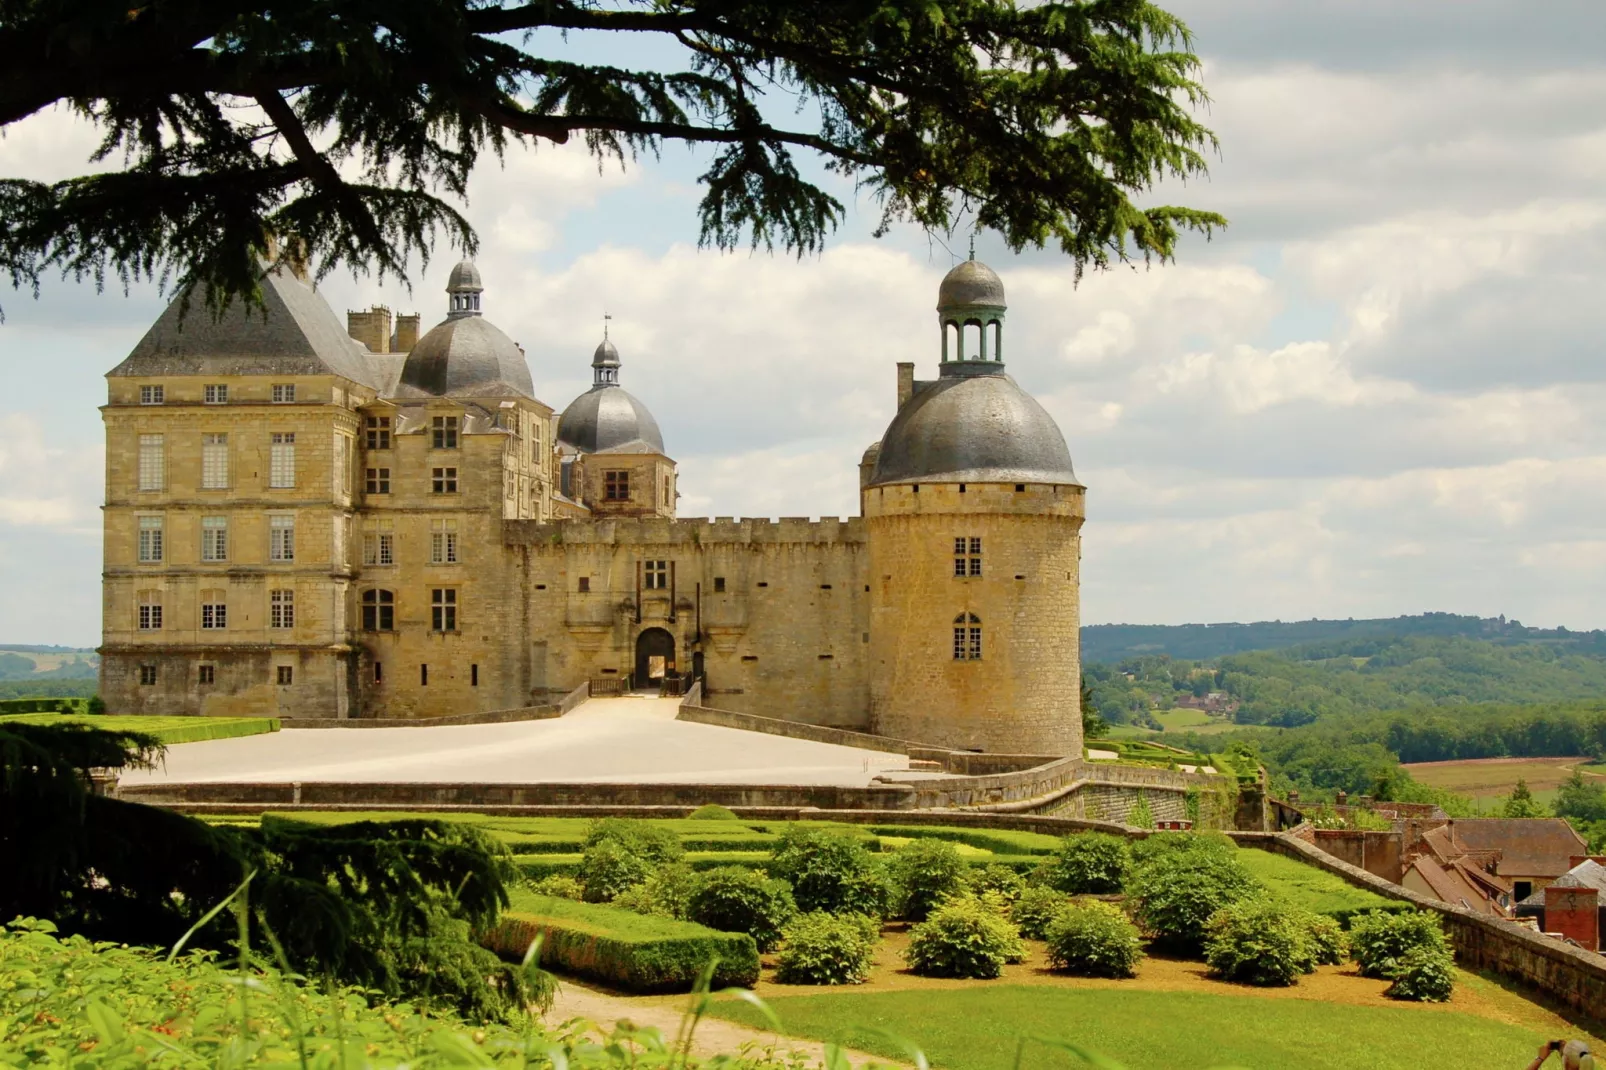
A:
[110, 268, 379, 387]
[1518, 859, 1606, 908]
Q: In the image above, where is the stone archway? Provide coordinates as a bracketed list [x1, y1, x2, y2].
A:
[634, 627, 676, 688]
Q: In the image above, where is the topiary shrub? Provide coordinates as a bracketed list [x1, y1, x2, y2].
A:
[686, 867, 798, 951]
[1384, 946, 1455, 1002]
[1010, 885, 1073, 940]
[769, 825, 892, 918]
[963, 863, 1025, 902]
[529, 874, 584, 901]
[1044, 901, 1144, 978]
[1125, 838, 1259, 954]
[686, 804, 741, 820]
[904, 896, 1024, 979]
[1042, 833, 1132, 894]
[1202, 899, 1320, 986]
[612, 863, 701, 919]
[775, 911, 878, 985]
[1349, 910, 1452, 980]
[584, 818, 684, 865]
[84, 695, 106, 716]
[888, 837, 968, 921]
[579, 839, 654, 903]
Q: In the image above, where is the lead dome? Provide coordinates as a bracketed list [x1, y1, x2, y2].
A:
[937, 259, 1006, 310]
[399, 260, 534, 397]
[556, 334, 665, 454]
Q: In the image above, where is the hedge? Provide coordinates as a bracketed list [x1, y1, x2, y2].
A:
[869, 825, 1062, 856]
[515, 851, 772, 881]
[0, 697, 90, 714]
[482, 893, 759, 993]
[0, 713, 280, 745]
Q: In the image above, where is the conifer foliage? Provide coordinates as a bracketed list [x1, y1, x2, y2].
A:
[0, 0, 1224, 315]
[0, 721, 531, 1020]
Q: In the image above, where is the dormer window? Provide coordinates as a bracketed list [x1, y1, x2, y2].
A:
[431, 415, 458, 449]
[139, 385, 164, 405]
[271, 383, 296, 403]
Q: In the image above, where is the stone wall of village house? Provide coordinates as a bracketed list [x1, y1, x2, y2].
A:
[502, 517, 873, 728]
[101, 373, 374, 718]
[865, 481, 1085, 756]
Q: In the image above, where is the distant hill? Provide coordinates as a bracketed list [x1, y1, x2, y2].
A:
[1080, 613, 1603, 664]
[0, 646, 99, 684]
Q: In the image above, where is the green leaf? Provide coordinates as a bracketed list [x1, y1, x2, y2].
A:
[85, 999, 126, 1044]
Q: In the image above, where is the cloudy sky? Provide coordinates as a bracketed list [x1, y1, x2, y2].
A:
[2, 0, 1603, 646]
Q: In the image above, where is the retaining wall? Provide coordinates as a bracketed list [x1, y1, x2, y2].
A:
[282, 704, 559, 729]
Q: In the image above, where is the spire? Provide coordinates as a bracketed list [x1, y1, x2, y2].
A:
[446, 260, 483, 319]
[592, 324, 621, 387]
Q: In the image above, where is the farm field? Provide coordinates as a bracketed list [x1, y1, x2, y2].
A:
[1151, 708, 1214, 730]
[1400, 756, 1604, 804]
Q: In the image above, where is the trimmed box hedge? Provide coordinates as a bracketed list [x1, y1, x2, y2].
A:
[483, 892, 759, 993]
[514, 851, 773, 881]
[0, 697, 90, 714]
[868, 825, 1063, 856]
[0, 713, 279, 745]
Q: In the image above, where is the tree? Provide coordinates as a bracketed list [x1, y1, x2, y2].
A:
[1555, 770, 1606, 823]
[1501, 778, 1549, 819]
[0, 0, 1224, 314]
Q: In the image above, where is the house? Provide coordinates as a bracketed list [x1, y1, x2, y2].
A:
[1515, 859, 1606, 952]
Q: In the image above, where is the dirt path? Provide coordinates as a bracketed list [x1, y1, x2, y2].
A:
[547, 981, 909, 1068]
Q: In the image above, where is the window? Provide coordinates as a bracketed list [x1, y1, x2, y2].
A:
[276, 665, 294, 685]
[531, 421, 542, 463]
[270, 432, 296, 488]
[137, 515, 164, 563]
[139, 664, 158, 685]
[374, 661, 383, 683]
[505, 471, 516, 500]
[644, 560, 668, 590]
[269, 515, 295, 561]
[431, 588, 457, 632]
[432, 467, 458, 494]
[139, 384, 164, 405]
[198, 664, 215, 685]
[138, 434, 165, 491]
[431, 415, 458, 449]
[200, 516, 228, 562]
[471, 664, 479, 687]
[272, 383, 296, 403]
[200, 590, 227, 630]
[713, 577, 726, 593]
[204, 384, 228, 404]
[365, 467, 390, 494]
[362, 521, 394, 566]
[361, 589, 395, 631]
[953, 613, 982, 660]
[420, 664, 429, 686]
[663, 476, 670, 502]
[604, 470, 630, 500]
[578, 576, 590, 593]
[365, 416, 391, 450]
[270, 589, 294, 629]
[201, 433, 229, 489]
[138, 591, 163, 630]
[333, 434, 348, 496]
[953, 537, 982, 577]
[430, 519, 459, 564]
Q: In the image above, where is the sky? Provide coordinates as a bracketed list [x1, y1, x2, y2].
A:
[2, 1, 1604, 646]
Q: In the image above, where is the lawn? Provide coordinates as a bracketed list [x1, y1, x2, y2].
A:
[708, 985, 1585, 1070]
[1152, 708, 1214, 731]
[1401, 756, 1603, 803]
[1235, 847, 1407, 919]
[0, 712, 279, 745]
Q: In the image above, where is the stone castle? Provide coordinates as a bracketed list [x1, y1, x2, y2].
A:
[100, 255, 1086, 754]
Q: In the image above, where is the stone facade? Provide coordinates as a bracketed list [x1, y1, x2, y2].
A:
[100, 257, 1087, 755]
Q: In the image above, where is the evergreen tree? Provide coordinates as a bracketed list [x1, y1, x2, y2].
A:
[1501, 778, 1548, 819]
[0, 0, 1224, 314]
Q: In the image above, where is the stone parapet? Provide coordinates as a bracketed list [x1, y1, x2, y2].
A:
[504, 515, 868, 548]
[281, 704, 559, 728]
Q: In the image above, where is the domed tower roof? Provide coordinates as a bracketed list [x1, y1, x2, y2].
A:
[556, 333, 666, 454]
[870, 258, 1078, 487]
[399, 261, 534, 397]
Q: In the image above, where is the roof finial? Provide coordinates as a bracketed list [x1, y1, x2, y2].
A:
[968, 231, 976, 261]
[603, 310, 612, 340]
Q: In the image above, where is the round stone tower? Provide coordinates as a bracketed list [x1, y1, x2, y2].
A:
[864, 259, 1086, 755]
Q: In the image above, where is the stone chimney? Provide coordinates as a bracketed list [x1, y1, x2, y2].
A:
[347, 305, 392, 353]
[897, 362, 915, 408]
[392, 313, 421, 352]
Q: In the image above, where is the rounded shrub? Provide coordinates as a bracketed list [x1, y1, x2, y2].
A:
[611, 863, 701, 919]
[1010, 886, 1073, 940]
[1129, 831, 1235, 866]
[85, 695, 107, 716]
[1043, 833, 1132, 894]
[1125, 839, 1259, 954]
[1384, 946, 1455, 1002]
[888, 838, 968, 920]
[528, 874, 584, 901]
[1349, 909, 1452, 980]
[578, 839, 653, 903]
[1203, 899, 1319, 987]
[583, 818, 684, 865]
[1305, 914, 1348, 967]
[1044, 901, 1144, 978]
[904, 896, 1025, 979]
[686, 868, 798, 951]
[963, 863, 1026, 902]
[768, 825, 892, 918]
[686, 804, 741, 821]
[775, 911, 877, 985]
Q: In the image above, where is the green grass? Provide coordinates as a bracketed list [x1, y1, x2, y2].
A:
[1235, 847, 1408, 921]
[1153, 708, 1214, 730]
[707, 985, 1569, 1070]
[0, 713, 279, 744]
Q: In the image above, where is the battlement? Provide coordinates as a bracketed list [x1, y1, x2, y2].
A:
[504, 515, 868, 549]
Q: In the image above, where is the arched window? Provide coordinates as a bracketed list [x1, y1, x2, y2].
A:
[952, 613, 981, 661]
[362, 588, 395, 631]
